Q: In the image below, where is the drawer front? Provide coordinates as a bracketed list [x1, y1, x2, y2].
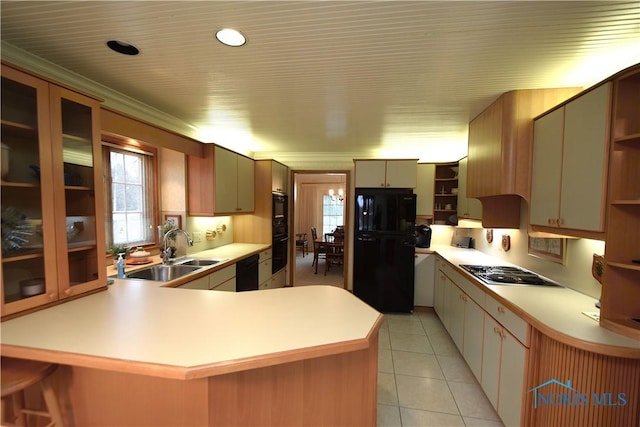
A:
[259, 248, 273, 261]
[212, 277, 236, 292]
[440, 260, 485, 306]
[485, 294, 529, 346]
[209, 265, 236, 289]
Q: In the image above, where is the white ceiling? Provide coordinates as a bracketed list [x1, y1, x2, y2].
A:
[2, 1, 639, 168]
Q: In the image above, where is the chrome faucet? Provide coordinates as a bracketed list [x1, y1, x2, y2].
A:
[162, 228, 194, 264]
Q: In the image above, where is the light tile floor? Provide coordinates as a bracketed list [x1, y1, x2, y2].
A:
[377, 310, 505, 427]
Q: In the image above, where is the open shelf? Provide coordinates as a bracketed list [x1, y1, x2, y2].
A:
[600, 64, 640, 340]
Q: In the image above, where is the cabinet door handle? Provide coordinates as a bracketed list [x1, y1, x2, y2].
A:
[48, 293, 57, 300]
[497, 306, 505, 314]
[493, 327, 500, 334]
[557, 218, 564, 226]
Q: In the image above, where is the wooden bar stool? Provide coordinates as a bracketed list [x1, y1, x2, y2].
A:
[1, 357, 64, 427]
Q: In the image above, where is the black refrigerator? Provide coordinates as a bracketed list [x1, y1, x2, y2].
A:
[353, 188, 417, 313]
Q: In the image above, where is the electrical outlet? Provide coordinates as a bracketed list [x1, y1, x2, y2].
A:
[192, 231, 202, 243]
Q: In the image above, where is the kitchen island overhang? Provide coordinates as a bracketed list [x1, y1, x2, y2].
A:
[1, 284, 383, 426]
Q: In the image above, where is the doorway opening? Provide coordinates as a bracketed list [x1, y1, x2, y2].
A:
[290, 171, 349, 288]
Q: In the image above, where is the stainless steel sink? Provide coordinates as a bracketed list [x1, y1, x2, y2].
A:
[177, 259, 223, 267]
[126, 264, 202, 282]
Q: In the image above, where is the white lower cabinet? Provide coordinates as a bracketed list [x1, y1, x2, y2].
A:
[435, 257, 529, 427]
[447, 284, 465, 351]
[178, 275, 210, 290]
[179, 264, 236, 292]
[462, 296, 484, 382]
[209, 265, 236, 291]
[258, 249, 273, 290]
[434, 266, 448, 326]
[482, 314, 527, 427]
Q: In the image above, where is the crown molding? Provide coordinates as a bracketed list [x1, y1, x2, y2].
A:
[1, 42, 200, 141]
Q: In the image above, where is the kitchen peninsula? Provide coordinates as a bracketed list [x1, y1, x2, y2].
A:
[1, 278, 382, 426]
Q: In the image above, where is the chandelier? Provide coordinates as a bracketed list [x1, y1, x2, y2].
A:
[328, 188, 345, 202]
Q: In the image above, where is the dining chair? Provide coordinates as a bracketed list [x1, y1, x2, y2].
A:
[324, 242, 344, 276]
[311, 227, 326, 274]
[295, 233, 308, 257]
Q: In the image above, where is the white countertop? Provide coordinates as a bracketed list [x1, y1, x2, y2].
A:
[1, 243, 383, 378]
[424, 245, 640, 356]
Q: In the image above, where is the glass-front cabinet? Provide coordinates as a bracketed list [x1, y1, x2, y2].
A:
[1, 64, 106, 318]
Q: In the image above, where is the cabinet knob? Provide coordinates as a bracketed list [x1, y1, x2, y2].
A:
[64, 288, 72, 296]
[493, 327, 500, 334]
[48, 293, 57, 300]
[497, 306, 505, 314]
[557, 218, 563, 226]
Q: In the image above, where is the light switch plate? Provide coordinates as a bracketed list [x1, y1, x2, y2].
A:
[192, 231, 202, 243]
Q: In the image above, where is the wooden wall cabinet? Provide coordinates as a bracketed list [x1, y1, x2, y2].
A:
[456, 157, 482, 221]
[467, 88, 579, 228]
[601, 64, 640, 340]
[234, 160, 288, 245]
[415, 163, 435, 217]
[187, 145, 255, 216]
[271, 160, 289, 194]
[530, 83, 611, 238]
[354, 159, 418, 188]
[433, 162, 459, 225]
[1, 64, 106, 319]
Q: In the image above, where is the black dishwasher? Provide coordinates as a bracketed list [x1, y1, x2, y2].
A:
[236, 254, 259, 292]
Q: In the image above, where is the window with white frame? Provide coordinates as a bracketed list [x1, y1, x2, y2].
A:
[103, 141, 156, 248]
[322, 195, 344, 236]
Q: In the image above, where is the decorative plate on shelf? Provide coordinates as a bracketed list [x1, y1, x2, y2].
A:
[1, 206, 32, 254]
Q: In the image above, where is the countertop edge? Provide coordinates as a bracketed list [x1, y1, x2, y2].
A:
[1, 315, 384, 380]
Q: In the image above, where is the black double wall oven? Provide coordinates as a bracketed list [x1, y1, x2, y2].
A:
[272, 193, 288, 274]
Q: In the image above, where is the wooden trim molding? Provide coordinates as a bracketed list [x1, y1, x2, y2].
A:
[101, 107, 203, 157]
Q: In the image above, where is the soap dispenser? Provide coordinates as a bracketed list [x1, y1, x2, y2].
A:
[116, 253, 126, 279]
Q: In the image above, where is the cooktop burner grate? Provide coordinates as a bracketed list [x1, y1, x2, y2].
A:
[459, 265, 560, 286]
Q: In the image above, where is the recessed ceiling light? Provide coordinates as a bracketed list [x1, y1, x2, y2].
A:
[215, 28, 246, 47]
[106, 40, 140, 56]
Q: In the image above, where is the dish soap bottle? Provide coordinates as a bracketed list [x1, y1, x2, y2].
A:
[116, 253, 126, 279]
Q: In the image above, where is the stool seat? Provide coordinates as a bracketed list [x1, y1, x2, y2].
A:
[1, 357, 64, 426]
[1, 358, 58, 397]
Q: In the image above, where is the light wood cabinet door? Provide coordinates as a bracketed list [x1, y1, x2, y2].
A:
[214, 147, 239, 213]
[498, 328, 527, 427]
[448, 284, 465, 352]
[481, 314, 501, 409]
[1, 65, 106, 318]
[354, 159, 417, 188]
[531, 83, 610, 233]
[530, 107, 564, 227]
[457, 157, 482, 220]
[416, 163, 435, 216]
[385, 160, 417, 188]
[271, 161, 289, 194]
[560, 83, 610, 231]
[463, 296, 484, 382]
[434, 266, 446, 321]
[236, 154, 255, 212]
[354, 160, 386, 187]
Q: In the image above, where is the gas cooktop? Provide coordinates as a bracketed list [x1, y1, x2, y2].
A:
[459, 265, 561, 287]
